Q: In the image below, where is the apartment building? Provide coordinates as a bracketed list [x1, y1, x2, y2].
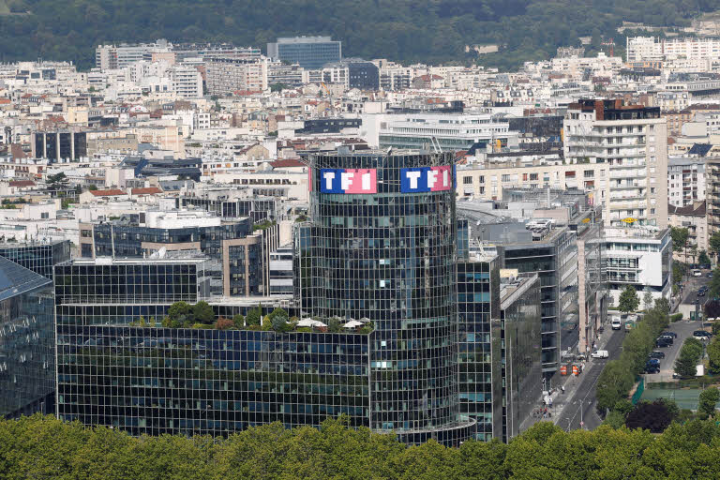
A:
[169, 65, 203, 99]
[627, 36, 720, 62]
[704, 157, 720, 240]
[564, 99, 668, 229]
[668, 157, 705, 208]
[668, 201, 708, 263]
[205, 57, 268, 95]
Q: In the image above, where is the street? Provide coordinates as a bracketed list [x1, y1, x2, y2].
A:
[555, 327, 625, 431]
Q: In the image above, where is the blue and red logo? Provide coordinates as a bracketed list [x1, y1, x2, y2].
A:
[319, 169, 377, 194]
[401, 166, 453, 192]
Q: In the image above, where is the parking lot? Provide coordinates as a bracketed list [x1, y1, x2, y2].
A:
[644, 319, 708, 382]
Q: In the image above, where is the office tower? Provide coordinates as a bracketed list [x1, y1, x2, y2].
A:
[564, 99, 668, 229]
[267, 36, 341, 70]
[297, 149, 475, 445]
[0, 257, 55, 418]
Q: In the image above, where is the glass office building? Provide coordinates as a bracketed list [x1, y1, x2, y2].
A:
[89, 218, 274, 297]
[55, 257, 370, 436]
[457, 253, 502, 441]
[297, 149, 475, 445]
[0, 257, 55, 418]
[267, 36, 341, 70]
[0, 240, 71, 280]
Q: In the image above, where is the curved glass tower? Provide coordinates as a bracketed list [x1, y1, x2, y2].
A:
[299, 149, 474, 445]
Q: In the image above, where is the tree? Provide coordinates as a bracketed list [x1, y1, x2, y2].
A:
[214, 317, 234, 330]
[271, 315, 288, 332]
[270, 83, 287, 92]
[232, 314, 245, 329]
[327, 317, 342, 333]
[709, 268, 720, 299]
[618, 285, 640, 314]
[707, 337, 720, 374]
[698, 387, 720, 419]
[700, 250, 711, 266]
[193, 301, 215, 325]
[655, 297, 671, 315]
[710, 231, 720, 257]
[168, 301, 193, 321]
[643, 289, 653, 311]
[673, 263, 686, 285]
[267, 308, 289, 323]
[675, 338, 703, 377]
[671, 226, 689, 258]
[46, 172, 68, 190]
[625, 400, 676, 433]
[246, 307, 262, 326]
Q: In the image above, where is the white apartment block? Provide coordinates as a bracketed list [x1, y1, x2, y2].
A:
[603, 227, 672, 310]
[668, 157, 705, 208]
[169, 66, 203, 99]
[564, 100, 668, 229]
[205, 57, 268, 95]
[627, 36, 720, 62]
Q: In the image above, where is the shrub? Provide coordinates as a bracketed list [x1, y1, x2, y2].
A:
[671, 313, 683, 322]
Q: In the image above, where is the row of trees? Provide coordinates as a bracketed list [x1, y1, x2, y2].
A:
[596, 298, 670, 413]
[8, 415, 720, 479]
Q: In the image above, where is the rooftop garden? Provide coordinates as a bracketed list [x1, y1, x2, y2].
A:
[129, 301, 374, 334]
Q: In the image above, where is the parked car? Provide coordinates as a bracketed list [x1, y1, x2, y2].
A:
[591, 350, 609, 359]
[692, 269, 703, 277]
[611, 317, 622, 330]
[660, 331, 678, 339]
[656, 336, 673, 348]
[693, 330, 712, 341]
[649, 351, 666, 360]
[708, 272, 714, 279]
[701, 264, 712, 270]
[645, 359, 661, 374]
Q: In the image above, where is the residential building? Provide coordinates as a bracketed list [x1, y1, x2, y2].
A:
[268, 243, 293, 296]
[706, 157, 720, 242]
[668, 157, 705, 208]
[668, 201, 709, 263]
[205, 57, 268, 95]
[603, 227, 672, 310]
[169, 65, 203, 99]
[564, 99, 669, 229]
[0, 257, 55, 418]
[627, 36, 720, 62]
[267, 36, 341, 70]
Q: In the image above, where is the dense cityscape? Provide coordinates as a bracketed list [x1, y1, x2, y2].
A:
[6, 13, 720, 477]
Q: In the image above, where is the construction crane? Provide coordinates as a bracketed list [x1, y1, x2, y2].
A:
[321, 82, 333, 107]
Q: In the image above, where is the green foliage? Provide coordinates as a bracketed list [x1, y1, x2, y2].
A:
[214, 317, 234, 330]
[675, 338, 704, 378]
[271, 314, 288, 332]
[671, 313, 683, 322]
[327, 316, 342, 333]
[698, 388, 720, 420]
[710, 231, 720, 256]
[168, 301, 193, 322]
[11, 416, 720, 478]
[618, 285, 640, 314]
[232, 314, 244, 329]
[707, 337, 720, 374]
[192, 301, 215, 325]
[253, 220, 276, 231]
[246, 307, 262, 326]
[655, 297, 671, 315]
[671, 226, 690, 254]
[596, 302, 669, 413]
[269, 83, 287, 92]
[673, 263, 686, 284]
[700, 250, 712, 266]
[709, 268, 720, 299]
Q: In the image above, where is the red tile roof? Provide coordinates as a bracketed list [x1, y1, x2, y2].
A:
[270, 159, 305, 168]
[131, 187, 163, 195]
[9, 180, 35, 188]
[90, 189, 127, 197]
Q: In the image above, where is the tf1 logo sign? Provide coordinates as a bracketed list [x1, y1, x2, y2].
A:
[319, 169, 377, 194]
[401, 166, 453, 192]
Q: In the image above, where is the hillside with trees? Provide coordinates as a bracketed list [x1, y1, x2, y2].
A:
[0, 0, 719, 70]
[4, 415, 720, 478]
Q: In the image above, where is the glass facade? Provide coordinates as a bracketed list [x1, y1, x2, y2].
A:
[0, 257, 55, 418]
[297, 150, 475, 446]
[457, 255, 502, 441]
[500, 274, 542, 441]
[501, 227, 579, 375]
[0, 240, 71, 280]
[272, 40, 341, 70]
[91, 220, 254, 297]
[55, 258, 370, 436]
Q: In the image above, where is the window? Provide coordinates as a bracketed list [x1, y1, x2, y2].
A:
[463, 176, 473, 185]
[584, 170, 594, 178]
[501, 174, 510, 182]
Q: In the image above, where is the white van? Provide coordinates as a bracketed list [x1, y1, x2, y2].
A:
[611, 317, 622, 330]
[692, 269, 702, 277]
[591, 350, 609, 359]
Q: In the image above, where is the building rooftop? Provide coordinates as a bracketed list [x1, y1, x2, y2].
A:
[0, 256, 51, 302]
